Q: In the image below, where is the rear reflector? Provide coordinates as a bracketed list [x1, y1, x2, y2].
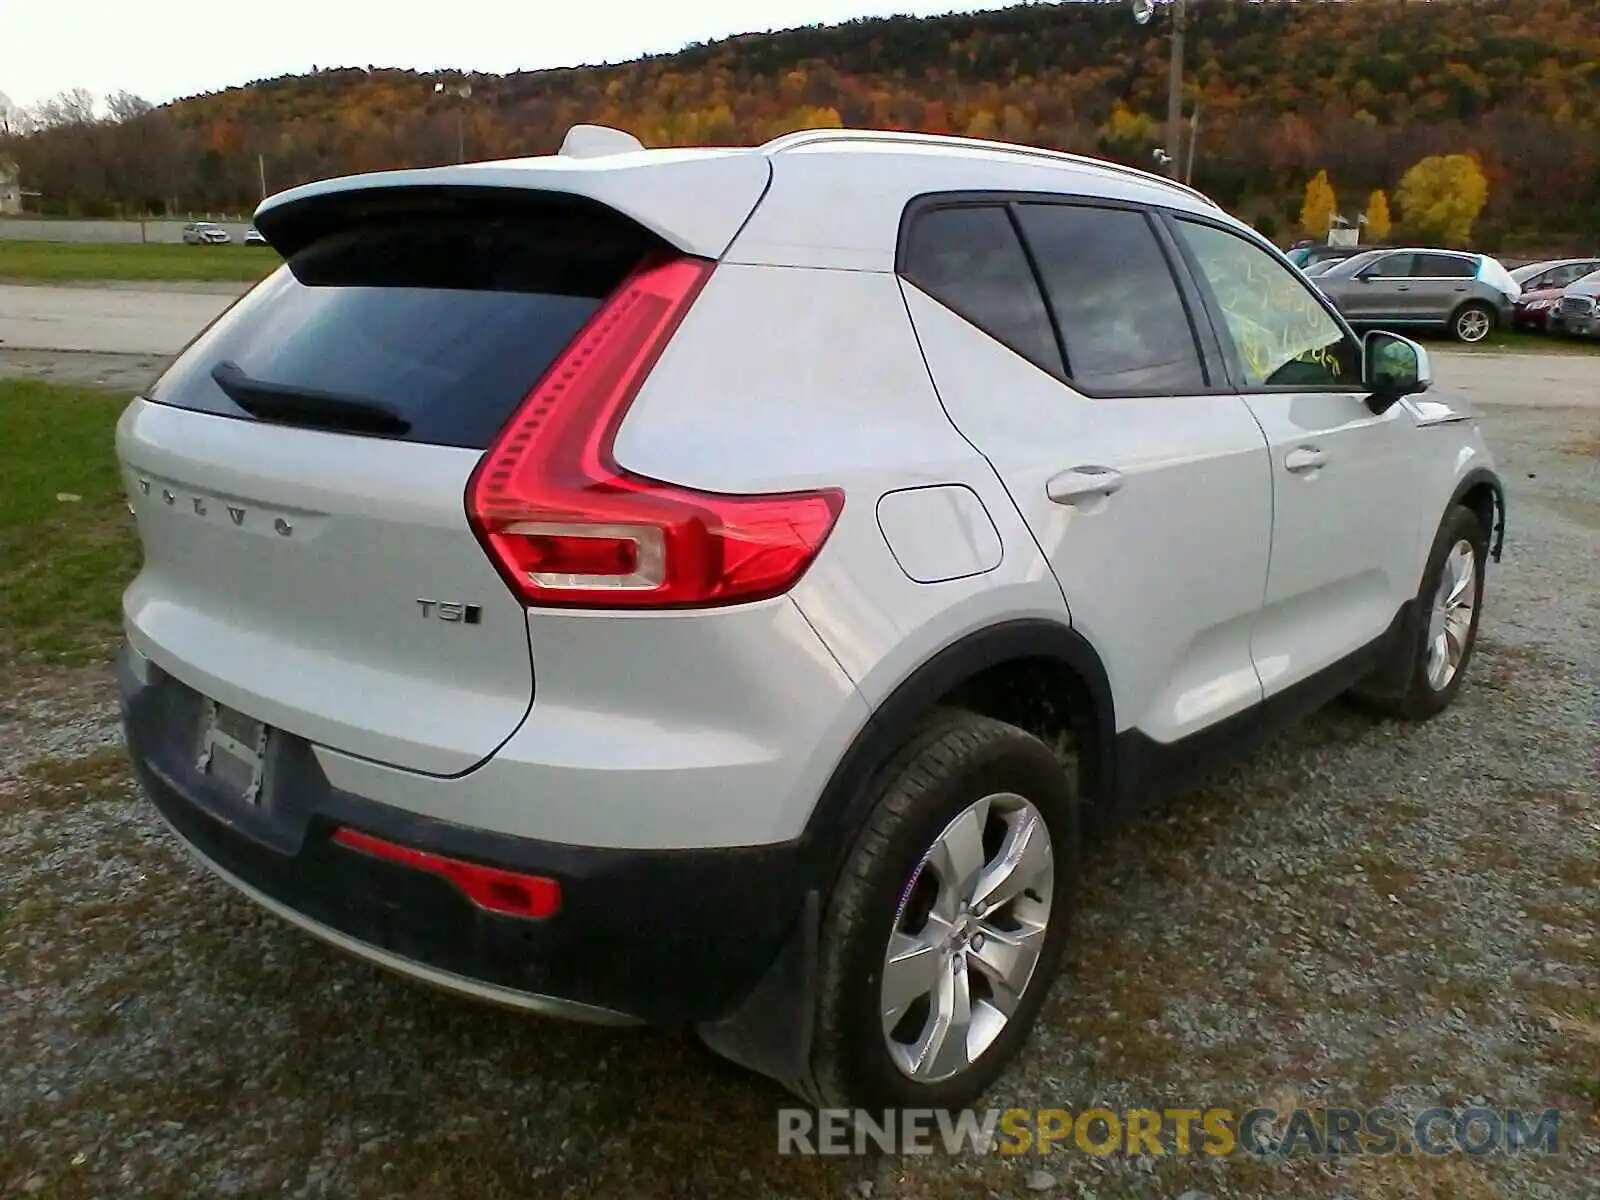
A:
[466, 255, 844, 609]
[332, 827, 561, 919]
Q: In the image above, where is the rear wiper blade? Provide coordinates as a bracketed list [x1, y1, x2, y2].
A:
[210, 361, 411, 436]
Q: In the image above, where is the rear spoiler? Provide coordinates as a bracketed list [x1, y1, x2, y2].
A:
[254, 149, 772, 261]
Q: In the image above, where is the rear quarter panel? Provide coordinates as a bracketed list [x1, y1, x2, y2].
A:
[610, 260, 1074, 714]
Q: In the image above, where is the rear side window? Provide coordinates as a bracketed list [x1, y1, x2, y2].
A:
[1417, 253, 1475, 278]
[1367, 253, 1417, 278]
[899, 205, 1064, 377]
[1013, 203, 1207, 394]
[148, 197, 664, 449]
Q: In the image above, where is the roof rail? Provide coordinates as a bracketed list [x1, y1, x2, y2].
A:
[759, 128, 1219, 208]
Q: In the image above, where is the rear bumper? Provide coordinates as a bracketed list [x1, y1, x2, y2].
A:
[118, 645, 811, 1025]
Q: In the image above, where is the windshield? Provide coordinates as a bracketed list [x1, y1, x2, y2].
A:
[1570, 268, 1600, 294]
[1510, 262, 1554, 283]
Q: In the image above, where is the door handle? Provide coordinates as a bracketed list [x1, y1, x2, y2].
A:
[1047, 465, 1124, 504]
[1285, 446, 1326, 474]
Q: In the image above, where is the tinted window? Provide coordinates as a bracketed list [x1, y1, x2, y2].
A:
[1013, 203, 1206, 394]
[1366, 252, 1417, 278]
[148, 204, 661, 449]
[900, 206, 1063, 376]
[1176, 220, 1361, 389]
[1417, 253, 1475, 278]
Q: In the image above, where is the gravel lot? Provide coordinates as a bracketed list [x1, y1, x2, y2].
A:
[1, 353, 1595, 1198]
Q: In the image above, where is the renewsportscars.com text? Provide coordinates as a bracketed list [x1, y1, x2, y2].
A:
[777, 1105, 1564, 1158]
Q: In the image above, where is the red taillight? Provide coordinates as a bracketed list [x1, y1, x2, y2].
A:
[466, 255, 845, 609]
[332, 827, 561, 920]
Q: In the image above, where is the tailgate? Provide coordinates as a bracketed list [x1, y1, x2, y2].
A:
[118, 185, 728, 776]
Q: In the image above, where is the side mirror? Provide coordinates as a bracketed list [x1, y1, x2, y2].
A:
[1363, 330, 1431, 413]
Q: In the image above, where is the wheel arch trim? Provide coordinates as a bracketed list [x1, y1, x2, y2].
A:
[797, 618, 1115, 881]
[1450, 466, 1506, 563]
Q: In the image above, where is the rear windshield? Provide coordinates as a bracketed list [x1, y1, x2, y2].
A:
[148, 195, 665, 449]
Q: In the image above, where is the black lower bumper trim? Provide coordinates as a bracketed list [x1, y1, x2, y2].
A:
[118, 649, 808, 1025]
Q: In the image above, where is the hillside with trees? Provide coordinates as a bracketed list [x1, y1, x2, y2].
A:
[3, 0, 1597, 248]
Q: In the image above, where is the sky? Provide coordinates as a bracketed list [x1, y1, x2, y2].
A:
[1, 0, 1035, 113]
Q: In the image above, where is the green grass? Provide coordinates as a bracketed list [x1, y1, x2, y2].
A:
[0, 380, 141, 666]
[0, 240, 278, 283]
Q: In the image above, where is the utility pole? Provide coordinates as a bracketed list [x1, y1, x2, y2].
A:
[435, 80, 473, 164]
[1184, 100, 1200, 186]
[258, 153, 267, 201]
[1165, 0, 1187, 180]
[1131, 0, 1186, 181]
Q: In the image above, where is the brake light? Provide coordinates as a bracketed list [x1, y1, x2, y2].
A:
[332, 827, 561, 919]
[466, 256, 845, 609]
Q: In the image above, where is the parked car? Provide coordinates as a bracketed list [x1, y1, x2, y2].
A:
[1313, 247, 1521, 343]
[1300, 257, 1345, 278]
[1511, 285, 1568, 332]
[114, 125, 1505, 1111]
[1547, 268, 1600, 338]
[1285, 242, 1369, 270]
[181, 221, 232, 245]
[1509, 256, 1600, 293]
[243, 225, 266, 246]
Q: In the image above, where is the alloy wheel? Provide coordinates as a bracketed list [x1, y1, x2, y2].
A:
[880, 792, 1054, 1083]
[1425, 539, 1477, 691]
[1456, 308, 1492, 343]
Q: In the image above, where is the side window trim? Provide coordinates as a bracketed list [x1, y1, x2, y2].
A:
[896, 199, 1067, 380]
[1159, 210, 1368, 396]
[1001, 203, 1075, 380]
[1146, 212, 1234, 389]
[1006, 196, 1219, 399]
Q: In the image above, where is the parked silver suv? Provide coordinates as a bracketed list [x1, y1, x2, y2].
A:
[1314, 247, 1520, 343]
[116, 125, 1506, 1110]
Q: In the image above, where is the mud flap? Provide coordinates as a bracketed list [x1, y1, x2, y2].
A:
[694, 890, 820, 1087]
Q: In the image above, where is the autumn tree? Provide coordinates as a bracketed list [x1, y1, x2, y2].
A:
[1300, 169, 1337, 238]
[1395, 154, 1489, 245]
[965, 109, 999, 139]
[1097, 102, 1155, 150]
[1363, 189, 1392, 241]
[2, 1, 1597, 236]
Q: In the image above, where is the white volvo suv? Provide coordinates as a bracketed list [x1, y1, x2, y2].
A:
[116, 125, 1506, 1110]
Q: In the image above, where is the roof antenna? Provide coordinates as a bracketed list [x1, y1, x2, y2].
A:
[560, 124, 646, 159]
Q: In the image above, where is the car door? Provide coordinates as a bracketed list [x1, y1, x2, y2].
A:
[1165, 215, 1424, 697]
[898, 199, 1274, 747]
[1345, 251, 1418, 325]
[1410, 252, 1478, 323]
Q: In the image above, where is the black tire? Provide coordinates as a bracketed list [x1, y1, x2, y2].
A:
[1451, 301, 1496, 344]
[1351, 504, 1488, 721]
[794, 710, 1079, 1111]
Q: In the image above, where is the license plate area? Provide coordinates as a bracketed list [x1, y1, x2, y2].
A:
[196, 699, 271, 807]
